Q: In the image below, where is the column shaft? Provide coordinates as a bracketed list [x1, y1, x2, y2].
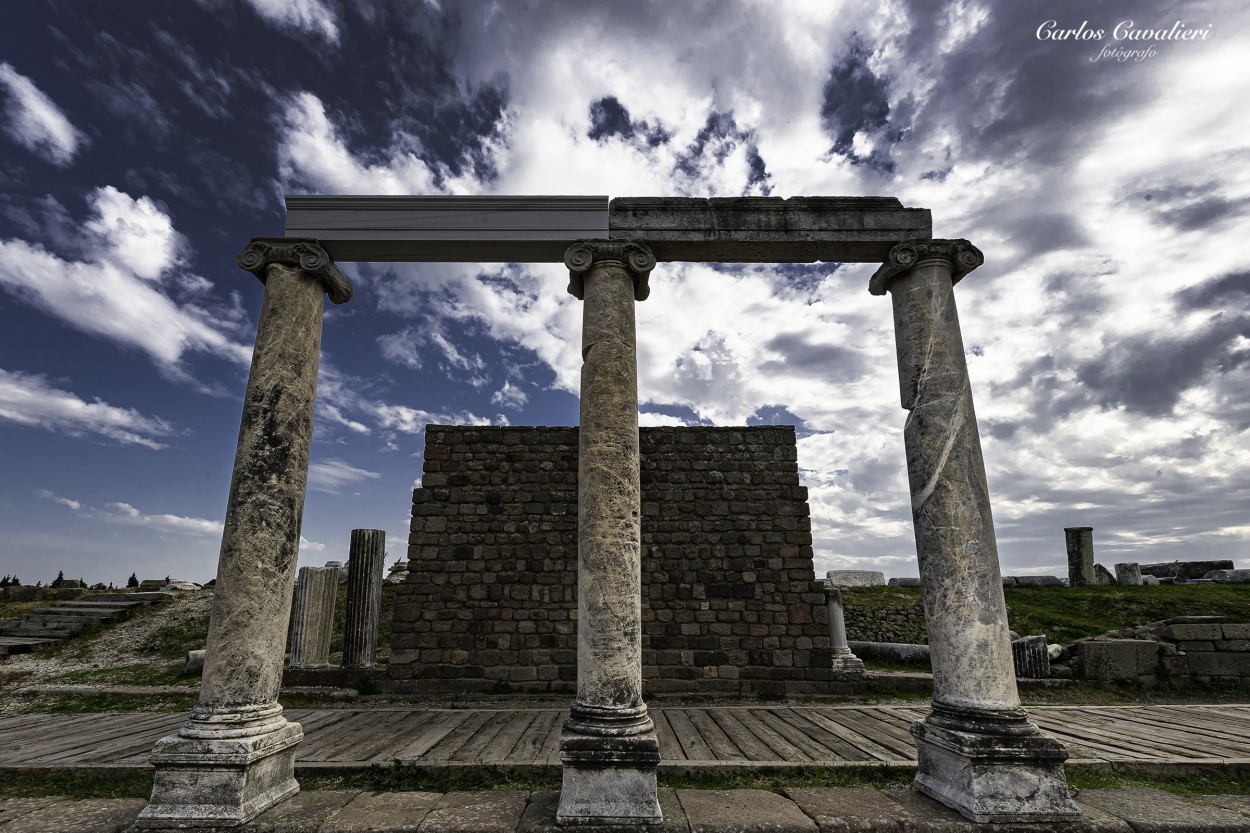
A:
[289, 566, 338, 669]
[824, 581, 864, 674]
[141, 238, 351, 829]
[873, 239, 1076, 823]
[557, 240, 660, 826]
[343, 529, 385, 668]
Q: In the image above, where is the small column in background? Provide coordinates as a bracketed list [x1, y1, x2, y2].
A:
[1065, 527, 1097, 586]
[823, 575, 864, 676]
[343, 529, 385, 669]
[288, 566, 338, 669]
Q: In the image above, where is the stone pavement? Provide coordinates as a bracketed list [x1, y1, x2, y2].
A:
[4, 787, 1250, 832]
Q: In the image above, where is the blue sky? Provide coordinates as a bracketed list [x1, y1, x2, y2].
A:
[1, 0, 1246, 587]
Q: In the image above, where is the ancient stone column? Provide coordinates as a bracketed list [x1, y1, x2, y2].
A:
[824, 575, 864, 675]
[139, 239, 351, 829]
[557, 240, 661, 826]
[870, 240, 1077, 823]
[1065, 527, 1097, 586]
[343, 529, 385, 668]
[289, 566, 338, 669]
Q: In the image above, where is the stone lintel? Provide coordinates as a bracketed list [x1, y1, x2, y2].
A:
[284, 195, 609, 262]
[281, 194, 932, 263]
[611, 197, 932, 263]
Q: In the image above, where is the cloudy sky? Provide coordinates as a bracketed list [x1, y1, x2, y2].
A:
[0, 0, 1246, 587]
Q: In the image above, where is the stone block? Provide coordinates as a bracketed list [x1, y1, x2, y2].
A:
[677, 789, 816, 833]
[887, 577, 921, 587]
[519, 789, 688, 833]
[1207, 569, 1250, 583]
[420, 791, 529, 833]
[323, 791, 441, 832]
[1222, 624, 1250, 639]
[185, 648, 205, 674]
[1187, 651, 1250, 677]
[1014, 575, 1065, 587]
[1114, 563, 1142, 585]
[1011, 635, 1050, 679]
[244, 790, 359, 832]
[783, 787, 915, 832]
[825, 570, 885, 587]
[1, 798, 146, 833]
[1076, 787, 1250, 832]
[1077, 640, 1159, 681]
[1178, 641, 1215, 652]
[1162, 624, 1223, 641]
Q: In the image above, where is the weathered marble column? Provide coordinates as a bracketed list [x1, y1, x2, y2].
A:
[289, 566, 338, 669]
[1065, 526, 1097, 586]
[343, 529, 385, 668]
[557, 240, 661, 826]
[140, 238, 351, 829]
[870, 240, 1078, 823]
[824, 576, 864, 675]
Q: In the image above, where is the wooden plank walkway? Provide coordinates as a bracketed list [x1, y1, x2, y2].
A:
[1, 705, 1247, 770]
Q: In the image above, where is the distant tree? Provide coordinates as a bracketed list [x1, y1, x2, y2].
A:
[165, 575, 170, 583]
[10, 576, 19, 586]
[35, 581, 42, 587]
[127, 572, 139, 588]
[108, 582, 114, 590]
[0, 575, 9, 588]
[51, 570, 64, 588]
[79, 577, 86, 587]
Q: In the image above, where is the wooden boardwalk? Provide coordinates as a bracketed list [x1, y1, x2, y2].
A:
[2, 705, 1248, 771]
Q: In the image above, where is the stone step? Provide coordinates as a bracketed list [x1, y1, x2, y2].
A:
[15, 615, 94, 628]
[0, 636, 60, 655]
[82, 592, 174, 604]
[29, 607, 126, 618]
[3, 627, 79, 639]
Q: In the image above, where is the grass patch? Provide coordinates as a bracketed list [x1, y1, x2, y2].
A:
[351, 762, 561, 793]
[863, 657, 932, 674]
[4, 691, 197, 714]
[844, 584, 1250, 646]
[48, 663, 195, 687]
[0, 598, 44, 624]
[133, 614, 210, 660]
[0, 769, 153, 799]
[1068, 767, 1250, 796]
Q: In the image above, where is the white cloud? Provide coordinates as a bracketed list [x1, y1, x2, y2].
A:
[36, 489, 81, 511]
[299, 535, 327, 552]
[100, 501, 222, 537]
[0, 62, 85, 166]
[0, 187, 250, 372]
[308, 458, 382, 494]
[0, 368, 175, 449]
[243, 0, 339, 44]
[490, 381, 528, 410]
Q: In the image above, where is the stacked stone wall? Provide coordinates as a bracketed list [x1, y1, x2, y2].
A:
[389, 425, 831, 695]
[843, 602, 928, 645]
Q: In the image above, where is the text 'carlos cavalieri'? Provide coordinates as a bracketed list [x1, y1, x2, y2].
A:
[1036, 19, 1213, 63]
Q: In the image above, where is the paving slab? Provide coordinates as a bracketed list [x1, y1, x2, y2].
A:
[784, 786, 912, 832]
[678, 789, 817, 833]
[1189, 795, 1250, 818]
[416, 791, 529, 833]
[517, 788, 689, 833]
[0, 797, 66, 825]
[1, 797, 144, 833]
[1074, 788, 1250, 832]
[883, 789, 1130, 832]
[320, 791, 441, 832]
[244, 790, 360, 832]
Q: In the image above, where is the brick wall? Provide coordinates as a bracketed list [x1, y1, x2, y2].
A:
[389, 425, 832, 695]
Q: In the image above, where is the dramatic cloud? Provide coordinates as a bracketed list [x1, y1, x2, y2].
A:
[308, 458, 382, 494]
[0, 368, 175, 449]
[242, 0, 339, 44]
[0, 187, 250, 372]
[0, 62, 85, 166]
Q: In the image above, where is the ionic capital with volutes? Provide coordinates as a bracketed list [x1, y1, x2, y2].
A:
[868, 238, 984, 296]
[565, 239, 656, 302]
[236, 237, 354, 304]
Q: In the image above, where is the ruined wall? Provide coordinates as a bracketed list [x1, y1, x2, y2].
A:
[389, 425, 832, 695]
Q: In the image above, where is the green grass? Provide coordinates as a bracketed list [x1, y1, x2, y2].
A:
[1067, 767, 1250, 796]
[133, 612, 210, 659]
[4, 691, 198, 714]
[0, 598, 44, 624]
[844, 584, 1250, 646]
[47, 663, 196, 687]
[0, 769, 154, 799]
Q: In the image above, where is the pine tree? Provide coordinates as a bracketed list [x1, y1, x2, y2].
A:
[127, 572, 139, 588]
[52, 570, 64, 588]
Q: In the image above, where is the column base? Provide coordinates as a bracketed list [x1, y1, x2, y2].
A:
[136, 706, 303, 829]
[556, 704, 662, 825]
[831, 653, 865, 675]
[911, 704, 1079, 824]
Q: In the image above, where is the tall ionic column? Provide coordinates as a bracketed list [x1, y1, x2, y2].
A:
[870, 240, 1078, 824]
[343, 529, 385, 668]
[139, 238, 352, 829]
[556, 240, 661, 826]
